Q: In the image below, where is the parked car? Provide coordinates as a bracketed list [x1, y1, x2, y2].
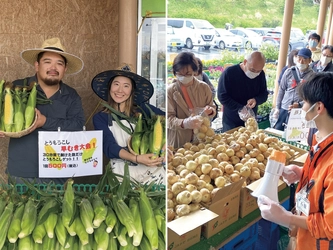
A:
[229, 28, 262, 49]
[167, 18, 216, 50]
[214, 28, 243, 50]
[167, 25, 184, 50]
[262, 27, 308, 52]
[246, 27, 273, 37]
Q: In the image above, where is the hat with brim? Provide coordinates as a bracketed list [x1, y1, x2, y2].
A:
[20, 37, 84, 75]
[91, 65, 154, 104]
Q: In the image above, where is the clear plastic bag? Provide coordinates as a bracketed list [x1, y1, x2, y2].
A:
[238, 106, 255, 121]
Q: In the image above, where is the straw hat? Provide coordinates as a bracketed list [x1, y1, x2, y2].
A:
[20, 37, 84, 75]
[91, 65, 154, 104]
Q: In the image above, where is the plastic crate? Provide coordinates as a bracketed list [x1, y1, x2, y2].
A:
[255, 219, 280, 250]
[219, 223, 258, 250]
[14, 183, 165, 195]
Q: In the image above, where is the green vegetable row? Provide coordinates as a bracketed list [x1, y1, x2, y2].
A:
[0, 163, 166, 249]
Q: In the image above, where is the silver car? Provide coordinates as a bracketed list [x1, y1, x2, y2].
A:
[229, 28, 262, 49]
[214, 28, 243, 50]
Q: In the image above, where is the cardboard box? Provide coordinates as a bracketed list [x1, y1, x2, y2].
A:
[168, 208, 218, 250]
[201, 178, 245, 239]
[239, 178, 287, 218]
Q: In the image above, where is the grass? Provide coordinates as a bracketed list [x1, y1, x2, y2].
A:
[167, 0, 320, 33]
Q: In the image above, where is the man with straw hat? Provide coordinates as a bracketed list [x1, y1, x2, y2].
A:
[0, 37, 85, 184]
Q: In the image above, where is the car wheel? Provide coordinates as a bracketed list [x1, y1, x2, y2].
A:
[204, 46, 210, 50]
[219, 41, 226, 50]
[245, 41, 252, 49]
[186, 38, 193, 49]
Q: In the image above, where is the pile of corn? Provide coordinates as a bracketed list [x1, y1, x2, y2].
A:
[131, 114, 166, 158]
[0, 80, 37, 132]
[0, 163, 166, 249]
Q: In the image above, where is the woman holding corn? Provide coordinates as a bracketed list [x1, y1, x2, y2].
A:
[91, 65, 166, 184]
[0, 38, 85, 184]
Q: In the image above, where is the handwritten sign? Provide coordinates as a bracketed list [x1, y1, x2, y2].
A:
[285, 108, 309, 142]
[38, 131, 103, 178]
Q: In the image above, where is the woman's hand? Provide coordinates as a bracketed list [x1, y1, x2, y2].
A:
[203, 105, 215, 116]
[137, 153, 163, 167]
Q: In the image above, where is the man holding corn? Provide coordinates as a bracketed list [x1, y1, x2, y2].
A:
[0, 37, 85, 184]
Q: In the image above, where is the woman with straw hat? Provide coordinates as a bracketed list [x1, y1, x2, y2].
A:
[91, 65, 165, 184]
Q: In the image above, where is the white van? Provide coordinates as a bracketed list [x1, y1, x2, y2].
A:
[167, 18, 216, 50]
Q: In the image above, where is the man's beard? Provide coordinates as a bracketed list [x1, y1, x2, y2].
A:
[43, 77, 60, 86]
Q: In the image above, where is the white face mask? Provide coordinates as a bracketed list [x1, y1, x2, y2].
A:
[320, 55, 332, 67]
[296, 62, 308, 71]
[301, 103, 319, 128]
[245, 70, 260, 79]
[176, 75, 193, 85]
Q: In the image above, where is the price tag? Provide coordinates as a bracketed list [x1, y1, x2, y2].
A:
[286, 108, 309, 142]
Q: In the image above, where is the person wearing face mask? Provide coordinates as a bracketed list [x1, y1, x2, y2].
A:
[274, 48, 314, 131]
[312, 45, 333, 73]
[278, 49, 299, 86]
[307, 32, 321, 62]
[217, 51, 268, 132]
[167, 52, 216, 148]
[258, 72, 333, 250]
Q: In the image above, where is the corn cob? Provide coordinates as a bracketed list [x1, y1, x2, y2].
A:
[131, 113, 143, 154]
[91, 194, 107, 228]
[153, 206, 166, 240]
[32, 222, 47, 244]
[24, 82, 37, 129]
[94, 222, 109, 250]
[131, 132, 142, 155]
[0, 202, 14, 249]
[119, 234, 135, 250]
[79, 198, 94, 234]
[55, 214, 70, 248]
[37, 198, 59, 225]
[150, 115, 163, 159]
[18, 234, 33, 250]
[107, 232, 118, 250]
[105, 206, 117, 233]
[44, 212, 58, 238]
[129, 198, 143, 246]
[13, 87, 24, 132]
[66, 217, 77, 236]
[74, 216, 89, 246]
[62, 179, 75, 228]
[18, 198, 37, 238]
[111, 196, 136, 238]
[138, 234, 151, 250]
[7, 202, 24, 243]
[33, 241, 43, 250]
[139, 188, 158, 250]
[139, 131, 150, 155]
[114, 221, 128, 247]
[3, 86, 14, 132]
[82, 137, 97, 163]
[42, 235, 56, 250]
[0, 192, 8, 215]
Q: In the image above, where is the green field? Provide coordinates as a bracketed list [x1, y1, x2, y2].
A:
[167, 0, 320, 33]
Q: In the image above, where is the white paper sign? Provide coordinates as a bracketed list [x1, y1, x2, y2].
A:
[38, 131, 103, 178]
[286, 108, 309, 142]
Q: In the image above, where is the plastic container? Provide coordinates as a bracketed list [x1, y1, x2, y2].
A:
[219, 222, 258, 250]
[255, 219, 280, 250]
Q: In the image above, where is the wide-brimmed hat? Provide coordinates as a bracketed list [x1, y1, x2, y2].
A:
[20, 37, 84, 75]
[91, 65, 154, 104]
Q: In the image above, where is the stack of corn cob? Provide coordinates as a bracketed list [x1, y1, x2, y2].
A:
[0, 163, 166, 249]
[0, 80, 37, 133]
